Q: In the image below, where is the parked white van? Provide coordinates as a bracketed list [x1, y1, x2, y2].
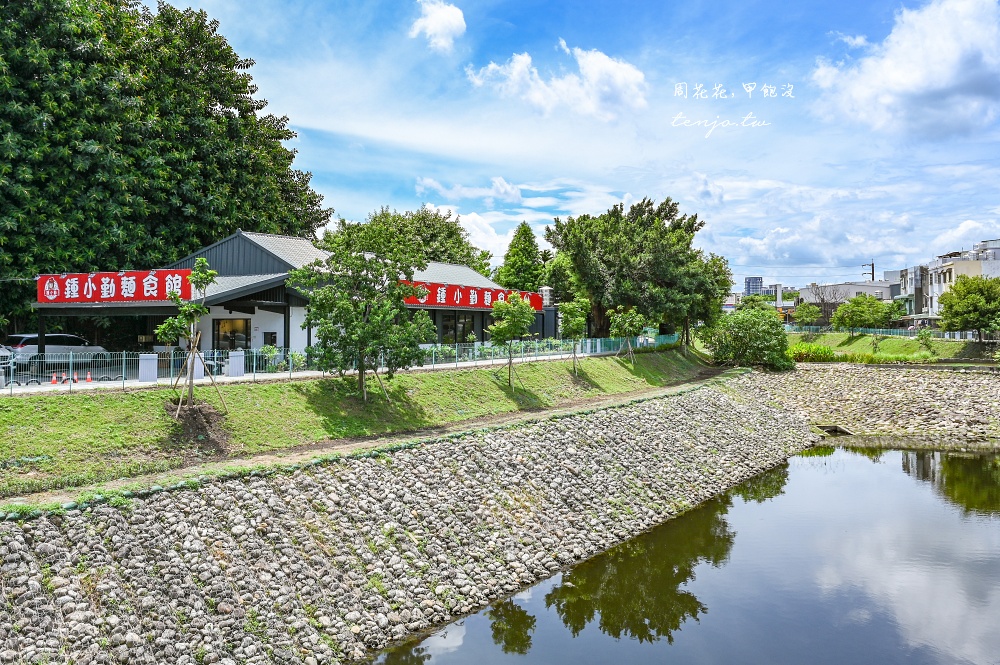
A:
[6, 334, 111, 372]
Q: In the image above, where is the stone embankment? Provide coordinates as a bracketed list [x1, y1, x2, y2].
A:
[734, 364, 1000, 443]
[0, 381, 816, 665]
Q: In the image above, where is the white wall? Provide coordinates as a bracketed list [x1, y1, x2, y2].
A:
[193, 306, 311, 350]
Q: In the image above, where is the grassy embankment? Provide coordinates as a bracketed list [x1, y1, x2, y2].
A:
[0, 351, 710, 498]
[786, 332, 990, 362]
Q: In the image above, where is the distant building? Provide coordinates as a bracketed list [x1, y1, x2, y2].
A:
[896, 239, 1000, 325]
[744, 276, 763, 296]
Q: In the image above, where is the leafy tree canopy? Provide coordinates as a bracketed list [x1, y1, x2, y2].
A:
[1, 0, 331, 322]
[494, 222, 543, 291]
[792, 302, 821, 326]
[698, 307, 794, 370]
[609, 306, 648, 362]
[333, 206, 492, 278]
[488, 293, 536, 388]
[831, 294, 902, 340]
[546, 198, 730, 337]
[540, 252, 585, 304]
[737, 294, 775, 312]
[938, 275, 1000, 342]
[288, 226, 434, 401]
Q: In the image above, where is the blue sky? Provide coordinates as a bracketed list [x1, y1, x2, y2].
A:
[162, 0, 1000, 288]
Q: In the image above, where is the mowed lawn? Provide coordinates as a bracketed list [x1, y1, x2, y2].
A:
[786, 332, 989, 359]
[0, 351, 708, 498]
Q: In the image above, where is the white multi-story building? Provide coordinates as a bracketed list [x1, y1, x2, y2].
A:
[923, 239, 1000, 316]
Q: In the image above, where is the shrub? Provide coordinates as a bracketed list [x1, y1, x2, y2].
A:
[698, 308, 794, 370]
[787, 343, 836, 362]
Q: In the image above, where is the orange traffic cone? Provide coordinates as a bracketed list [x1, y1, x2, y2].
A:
[51, 373, 58, 384]
[73, 372, 79, 383]
[86, 371, 92, 383]
[61, 372, 68, 384]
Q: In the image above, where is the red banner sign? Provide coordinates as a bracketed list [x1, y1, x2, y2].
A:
[404, 282, 543, 311]
[37, 270, 193, 304]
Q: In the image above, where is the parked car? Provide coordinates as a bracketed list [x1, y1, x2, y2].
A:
[6, 334, 111, 373]
[0, 345, 11, 373]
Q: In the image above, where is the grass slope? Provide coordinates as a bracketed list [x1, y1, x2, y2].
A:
[786, 332, 988, 359]
[0, 351, 708, 498]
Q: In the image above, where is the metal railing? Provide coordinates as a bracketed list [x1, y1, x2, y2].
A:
[0, 333, 680, 394]
[787, 325, 985, 340]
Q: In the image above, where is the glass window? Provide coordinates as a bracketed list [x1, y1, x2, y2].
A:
[440, 312, 457, 344]
[456, 312, 475, 343]
[213, 319, 251, 350]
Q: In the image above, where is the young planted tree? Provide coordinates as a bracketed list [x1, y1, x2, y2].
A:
[154, 258, 220, 413]
[287, 230, 434, 402]
[792, 302, 821, 327]
[609, 306, 648, 363]
[333, 207, 492, 277]
[558, 296, 590, 375]
[487, 293, 536, 389]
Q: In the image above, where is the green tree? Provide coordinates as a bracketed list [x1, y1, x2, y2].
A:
[539, 252, 584, 304]
[154, 258, 218, 409]
[0, 0, 331, 323]
[609, 306, 647, 363]
[792, 302, 821, 327]
[288, 229, 434, 402]
[831, 294, 902, 350]
[558, 296, 590, 375]
[546, 198, 729, 337]
[698, 307, 794, 370]
[487, 292, 536, 388]
[737, 294, 774, 312]
[494, 222, 544, 291]
[333, 207, 492, 277]
[938, 275, 1000, 342]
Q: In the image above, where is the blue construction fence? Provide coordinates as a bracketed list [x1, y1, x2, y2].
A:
[1, 334, 680, 392]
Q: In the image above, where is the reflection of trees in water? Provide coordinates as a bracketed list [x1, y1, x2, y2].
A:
[487, 599, 537, 654]
[377, 645, 431, 665]
[843, 446, 885, 463]
[902, 451, 1000, 515]
[731, 462, 790, 504]
[544, 494, 736, 644]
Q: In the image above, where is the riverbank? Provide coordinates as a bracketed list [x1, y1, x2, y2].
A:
[0, 351, 711, 499]
[734, 364, 1000, 446]
[0, 379, 816, 664]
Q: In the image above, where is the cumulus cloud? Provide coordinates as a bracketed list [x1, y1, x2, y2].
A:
[466, 40, 647, 121]
[812, 0, 1000, 137]
[409, 0, 466, 53]
[931, 218, 1000, 249]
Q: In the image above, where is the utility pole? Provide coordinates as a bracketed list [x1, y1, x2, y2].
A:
[862, 260, 875, 281]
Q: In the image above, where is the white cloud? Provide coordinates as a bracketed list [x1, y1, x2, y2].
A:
[416, 176, 523, 207]
[832, 32, 869, 48]
[812, 0, 1000, 137]
[931, 218, 1000, 249]
[466, 41, 647, 121]
[409, 0, 466, 53]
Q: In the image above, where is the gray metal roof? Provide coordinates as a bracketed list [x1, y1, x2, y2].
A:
[414, 261, 502, 289]
[242, 232, 329, 268]
[203, 273, 288, 305]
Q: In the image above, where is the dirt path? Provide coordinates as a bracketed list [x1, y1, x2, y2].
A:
[7, 367, 738, 506]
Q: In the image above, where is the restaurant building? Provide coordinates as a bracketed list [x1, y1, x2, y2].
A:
[33, 231, 556, 350]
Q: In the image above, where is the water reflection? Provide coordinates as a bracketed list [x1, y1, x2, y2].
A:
[486, 600, 536, 654]
[374, 451, 1000, 664]
[901, 450, 1000, 515]
[544, 494, 733, 644]
[542, 464, 789, 645]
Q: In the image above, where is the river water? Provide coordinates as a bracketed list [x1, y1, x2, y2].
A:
[373, 446, 1000, 665]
